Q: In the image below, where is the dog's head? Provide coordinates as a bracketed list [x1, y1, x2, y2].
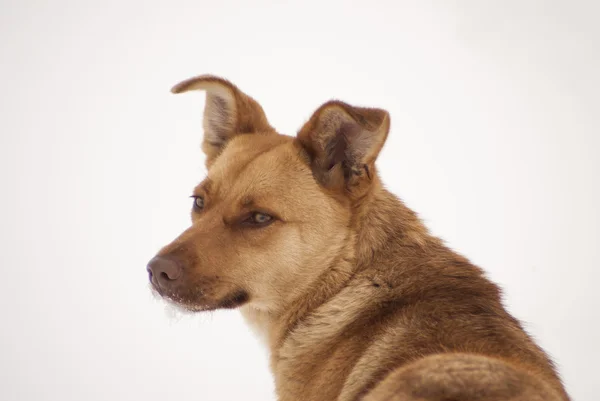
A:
[147, 75, 390, 313]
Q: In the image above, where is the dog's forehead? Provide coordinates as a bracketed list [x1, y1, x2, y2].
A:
[206, 133, 312, 197]
[209, 134, 285, 179]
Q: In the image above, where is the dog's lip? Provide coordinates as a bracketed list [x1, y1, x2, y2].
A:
[148, 282, 173, 301]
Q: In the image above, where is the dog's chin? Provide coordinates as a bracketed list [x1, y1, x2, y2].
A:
[152, 289, 212, 313]
[165, 298, 210, 314]
[149, 284, 249, 312]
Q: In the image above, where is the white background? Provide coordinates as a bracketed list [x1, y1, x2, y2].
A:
[1, 1, 598, 400]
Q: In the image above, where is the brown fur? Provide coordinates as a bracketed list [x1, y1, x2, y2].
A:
[149, 75, 570, 401]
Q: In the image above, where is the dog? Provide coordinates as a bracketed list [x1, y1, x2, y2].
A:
[147, 75, 570, 401]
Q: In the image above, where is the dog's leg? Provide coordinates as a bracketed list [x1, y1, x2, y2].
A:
[361, 353, 565, 401]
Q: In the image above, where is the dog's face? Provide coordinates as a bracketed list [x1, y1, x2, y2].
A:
[147, 75, 390, 313]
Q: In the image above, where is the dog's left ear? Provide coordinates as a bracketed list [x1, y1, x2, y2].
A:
[297, 100, 390, 193]
[171, 75, 274, 167]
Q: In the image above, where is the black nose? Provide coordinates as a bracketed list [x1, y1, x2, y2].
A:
[147, 256, 182, 290]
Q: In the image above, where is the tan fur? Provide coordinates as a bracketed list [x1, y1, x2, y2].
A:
[149, 75, 571, 401]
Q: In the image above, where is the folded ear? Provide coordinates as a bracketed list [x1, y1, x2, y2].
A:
[172, 75, 274, 167]
[297, 100, 390, 193]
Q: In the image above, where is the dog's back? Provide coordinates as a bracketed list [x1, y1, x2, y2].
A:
[256, 186, 567, 401]
[149, 75, 570, 401]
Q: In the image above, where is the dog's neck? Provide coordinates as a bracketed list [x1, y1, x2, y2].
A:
[240, 177, 432, 351]
[353, 179, 431, 266]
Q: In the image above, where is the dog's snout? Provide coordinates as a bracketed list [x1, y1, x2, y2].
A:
[147, 256, 182, 289]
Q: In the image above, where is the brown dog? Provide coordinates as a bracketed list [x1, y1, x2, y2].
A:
[147, 75, 570, 401]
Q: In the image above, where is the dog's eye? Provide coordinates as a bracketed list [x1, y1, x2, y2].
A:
[192, 196, 204, 211]
[253, 212, 271, 224]
[246, 212, 273, 226]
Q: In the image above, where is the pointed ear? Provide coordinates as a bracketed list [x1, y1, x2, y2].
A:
[297, 100, 390, 193]
[171, 75, 274, 167]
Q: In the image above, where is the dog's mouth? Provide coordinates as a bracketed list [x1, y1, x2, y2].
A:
[149, 284, 209, 312]
[146, 257, 250, 312]
[149, 283, 250, 312]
